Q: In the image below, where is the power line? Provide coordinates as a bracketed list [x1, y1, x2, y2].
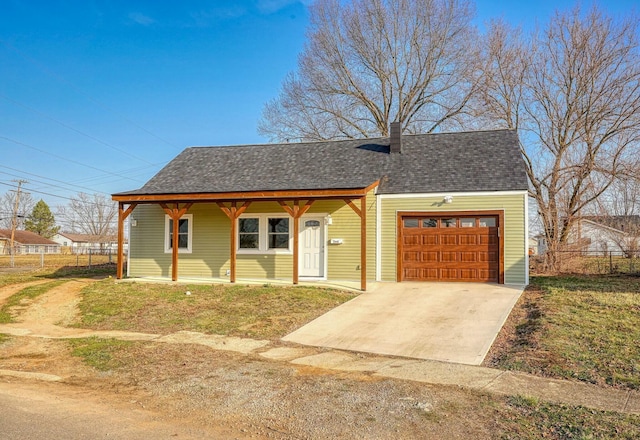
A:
[0, 181, 116, 208]
[0, 39, 181, 152]
[0, 136, 145, 183]
[0, 93, 155, 165]
[0, 167, 110, 196]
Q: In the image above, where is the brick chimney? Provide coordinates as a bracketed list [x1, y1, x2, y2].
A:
[390, 121, 402, 153]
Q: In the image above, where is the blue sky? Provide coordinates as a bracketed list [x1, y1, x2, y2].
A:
[1, 0, 638, 215]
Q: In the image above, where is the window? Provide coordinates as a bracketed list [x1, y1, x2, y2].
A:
[268, 218, 289, 249]
[239, 218, 259, 249]
[422, 219, 437, 228]
[479, 217, 496, 227]
[237, 214, 292, 253]
[164, 214, 193, 253]
[442, 218, 457, 228]
[460, 218, 476, 228]
[403, 218, 419, 228]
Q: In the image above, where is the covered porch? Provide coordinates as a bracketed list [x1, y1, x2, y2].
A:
[113, 183, 378, 291]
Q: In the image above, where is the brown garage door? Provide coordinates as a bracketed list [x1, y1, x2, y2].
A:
[400, 215, 500, 282]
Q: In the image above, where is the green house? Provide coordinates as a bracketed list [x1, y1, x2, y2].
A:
[112, 125, 529, 290]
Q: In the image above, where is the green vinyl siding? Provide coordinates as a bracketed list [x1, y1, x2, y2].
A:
[128, 203, 229, 278]
[128, 192, 377, 283]
[306, 191, 376, 282]
[379, 193, 527, 285]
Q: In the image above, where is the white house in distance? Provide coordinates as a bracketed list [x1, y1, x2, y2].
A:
[52, 232, 123, 254]
[0, 229, 61, 254]
[568, 216, 640, 256]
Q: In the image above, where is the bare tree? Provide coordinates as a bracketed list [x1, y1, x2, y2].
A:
[478, 6, 640, 270]
[58, 193, 117, 245]
[259, 0, 481, 141]
[0, 190, 35, 230]
[588, 177, 640, 257]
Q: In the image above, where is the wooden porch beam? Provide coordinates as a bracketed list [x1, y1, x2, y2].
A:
[292, 200, 299, 285]
[279, 200, 315, 285]
[159, 202, 193, 281]
[116, 202, 137, 280]
[344, 198, 362, 217]
[217, 201, 252, 283]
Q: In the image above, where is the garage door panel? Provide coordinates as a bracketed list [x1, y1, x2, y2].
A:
[460, 252, 477, 262]
[421, 268, 439, 280]
[440, 268, 458, 279]
[479, 251, 498, 263]
[403, 251, 420, 262]
[441, 235, 458, 245]
[403, 235, 420, 245]
[403, 268, 419, 280]
[459, 234, 478, 245]
[421, 251, 439, 262]
[459, 269, 478, 280]
[421, 235, 438, 245]
[400, 215, 500, 283]
[480, 234, 498, 245]
[441, 251, 458, 262]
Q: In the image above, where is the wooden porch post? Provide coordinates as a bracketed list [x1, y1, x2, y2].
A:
[160, 203, 193, 281]
[279, 200, 314, 285]
[217, 201, 251, 283]
[116, 202, 137, 279]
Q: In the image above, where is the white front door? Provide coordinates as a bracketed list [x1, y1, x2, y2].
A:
[299, 216, 325, 278]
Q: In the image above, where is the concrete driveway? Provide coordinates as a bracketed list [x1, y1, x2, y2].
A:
[282, 282, 524, 365]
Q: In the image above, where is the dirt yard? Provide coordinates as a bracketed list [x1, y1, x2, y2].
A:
[0, 279, 512, 439]
[1, 278, 639, 439]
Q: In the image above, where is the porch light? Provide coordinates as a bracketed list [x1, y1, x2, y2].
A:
[443, 196, 453, 204]
[130, 219, 138, 227]
[325, 215, 333, 225]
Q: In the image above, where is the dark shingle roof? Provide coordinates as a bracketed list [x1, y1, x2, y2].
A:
[115, 129, 528, 196]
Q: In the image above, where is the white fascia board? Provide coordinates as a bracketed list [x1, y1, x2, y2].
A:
[524, 194, 529, 285]
[376, 193, 382, 281]
[378, 190, 528, 199]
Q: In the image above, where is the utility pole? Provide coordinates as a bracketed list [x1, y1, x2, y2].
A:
[9, 179, 28, 254]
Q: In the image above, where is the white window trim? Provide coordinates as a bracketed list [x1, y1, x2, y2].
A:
[164, 214, 193, 254]
[237, 213, 293, 254]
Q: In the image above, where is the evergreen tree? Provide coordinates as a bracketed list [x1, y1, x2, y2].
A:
[24, 199, 60, 238]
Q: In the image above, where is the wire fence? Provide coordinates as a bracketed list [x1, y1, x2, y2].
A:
[531, 250, 639, 275]
[0, 248, 124, 270]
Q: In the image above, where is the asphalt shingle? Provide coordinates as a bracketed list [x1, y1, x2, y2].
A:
[115, 129, 528, 196]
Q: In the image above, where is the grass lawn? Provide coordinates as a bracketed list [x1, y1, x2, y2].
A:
[487, 275, 640, 390]
[74, 280, 357, 339]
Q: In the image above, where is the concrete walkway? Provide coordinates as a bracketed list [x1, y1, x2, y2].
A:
[1, 321, 638, 415]
[283, 282, 524, 365]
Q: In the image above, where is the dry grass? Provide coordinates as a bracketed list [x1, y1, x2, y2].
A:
[486, 275, 640, 390]
[74, 280, 357, 339]
[0, 253, 114, 269]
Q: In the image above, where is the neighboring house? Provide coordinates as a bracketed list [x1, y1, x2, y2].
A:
[528, 236, 539, 255]
[51, 232, 122, 254]
[568, 216, 640, 256]
[0, 229, 61, 254]
[112, 125, 529, 289]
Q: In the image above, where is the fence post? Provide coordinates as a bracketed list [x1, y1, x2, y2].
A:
[88, 249, 92, 269]
[40, 250, 44, 268]
[76, 254, 79, 267]
[609, 251, 613, 274]
[10, 250, 14, 268]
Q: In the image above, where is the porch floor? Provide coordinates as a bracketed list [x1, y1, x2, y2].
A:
[116, 276, 364, 292]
